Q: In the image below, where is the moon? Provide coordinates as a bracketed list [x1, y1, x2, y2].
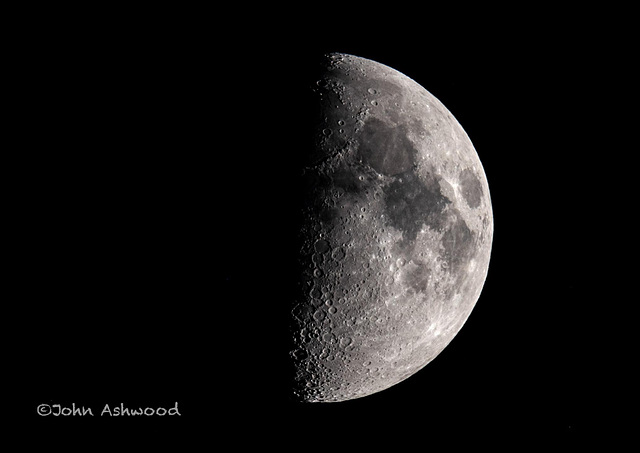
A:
[289, 53, 493, 402]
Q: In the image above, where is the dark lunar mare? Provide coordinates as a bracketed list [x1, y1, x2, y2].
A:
[384, 170, 452, 243]
[359, 118, 417, 176]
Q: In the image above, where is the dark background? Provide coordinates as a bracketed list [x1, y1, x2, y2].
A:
[7, 5, 632, 444]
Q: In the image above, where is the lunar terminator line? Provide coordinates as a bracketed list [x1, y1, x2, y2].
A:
[289, 53, 493, 402]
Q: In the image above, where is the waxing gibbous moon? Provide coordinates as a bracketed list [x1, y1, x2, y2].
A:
[289, 53, 493, 402]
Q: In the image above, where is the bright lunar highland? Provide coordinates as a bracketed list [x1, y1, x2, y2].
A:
[290, 53, 493, 402]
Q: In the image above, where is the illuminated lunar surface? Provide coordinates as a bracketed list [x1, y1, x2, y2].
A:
[290, 53, 493, 402]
